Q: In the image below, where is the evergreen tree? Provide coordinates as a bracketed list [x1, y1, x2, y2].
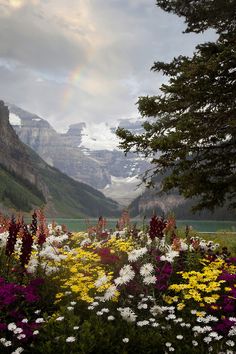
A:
[117, 0, 236, 211]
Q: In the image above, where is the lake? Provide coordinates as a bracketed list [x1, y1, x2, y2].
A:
[49, 218, 236, 233]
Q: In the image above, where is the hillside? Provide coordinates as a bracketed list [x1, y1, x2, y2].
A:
[0, 101, 120, 217]
[0, 162, 46, 213]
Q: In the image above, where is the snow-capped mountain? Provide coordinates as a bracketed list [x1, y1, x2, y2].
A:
[0, 101, 120, 217]
[8, 104, 150, 205]
[64, 119, 150, 204]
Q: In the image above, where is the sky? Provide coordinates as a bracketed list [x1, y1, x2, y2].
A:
[0, 0, 216, 132]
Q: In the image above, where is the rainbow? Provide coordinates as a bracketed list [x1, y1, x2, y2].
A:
[62, 65, 84, 109]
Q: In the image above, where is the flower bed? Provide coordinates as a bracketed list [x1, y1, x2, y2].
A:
[0, 212, 235, 353]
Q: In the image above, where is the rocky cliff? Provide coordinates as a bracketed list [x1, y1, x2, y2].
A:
[0, 101, 120, 217]
[10, 104, 111, 189]
[0, 102, 47, 197]
[9, 104, 151, 204]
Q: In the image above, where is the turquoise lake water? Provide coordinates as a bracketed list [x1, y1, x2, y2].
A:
[48, 218, 236, 233]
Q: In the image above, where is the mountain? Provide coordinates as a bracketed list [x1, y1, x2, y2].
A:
[8, 104, 151, 205]
[7, 103, 236, 220]
[9, 104, 111, 189]
[0, 101, 120, 217]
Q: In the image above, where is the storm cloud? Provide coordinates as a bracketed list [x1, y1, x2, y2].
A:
[0, 0, 216, 131]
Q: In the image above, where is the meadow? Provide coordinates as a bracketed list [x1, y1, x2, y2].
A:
[0, 210, 236, 354]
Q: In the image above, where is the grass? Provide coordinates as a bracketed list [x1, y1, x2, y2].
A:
[201, 232, 236, 256]
[175, 226, 236, 256]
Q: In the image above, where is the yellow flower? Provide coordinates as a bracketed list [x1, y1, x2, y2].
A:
[106, 236, 134, 253]
[163, 295, 175, 304]
[204, 297, 216, 304]
[54, 232, 118, 303]
[196, 311, 205, 317]
[70, 266, 77, 273]
[224, 287, 232, 292]
[168, 259, 226, 308]
[211, 305, 218, 310]
[177, 303, 185, 310]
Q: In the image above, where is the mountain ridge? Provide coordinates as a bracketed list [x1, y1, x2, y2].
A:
[0, 101, 120, 217]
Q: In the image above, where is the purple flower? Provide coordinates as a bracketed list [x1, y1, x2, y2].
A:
[29, 278, 44, 287]
[155, 261, 173, 291]
[0, 277, 43, 343]
[0, 323, 7, 331]
[219, 271, 236, 283]
[214, 318, 235, 335]
[17, 321, 40, 339]
[227, 257, 236, 264]
[24, 292, 39, 303]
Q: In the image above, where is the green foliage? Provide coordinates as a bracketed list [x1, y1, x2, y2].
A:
[117, 0, 236, 212]
[0, 163, 45, 212]
[155, 0, 236, 34]
[33, 308, 166, 354]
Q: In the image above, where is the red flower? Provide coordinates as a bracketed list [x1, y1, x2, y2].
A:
[20, 224, 33, 268]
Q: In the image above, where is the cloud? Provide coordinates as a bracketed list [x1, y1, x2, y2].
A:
[0, 1, 89, 74]
[8, 0, 25, 9]
[0, 0, 216, 130]
[80, 122, 120, 151]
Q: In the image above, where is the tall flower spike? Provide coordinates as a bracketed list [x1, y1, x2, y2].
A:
[36, 210, 47, 246]
[5, 216, 20, 257]
[149, 215, 167, 240]
[30, 210, 38, 237]
[20, 224, 33, 268]
[116, 210, 130, 230]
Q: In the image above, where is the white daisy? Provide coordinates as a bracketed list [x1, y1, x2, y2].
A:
[119, 307, 137, 323]
[160, 250, 179, 263]
[114, 265, 135, 285]
[103, 285, 117, 300]
[94, 275, 108, 288]
[140, 263, 154, 277]
[143, 275, 156, 285]
[128, 247, 148, 262]
[56, 316, 64, 321]
[66, 336, 76, 342]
